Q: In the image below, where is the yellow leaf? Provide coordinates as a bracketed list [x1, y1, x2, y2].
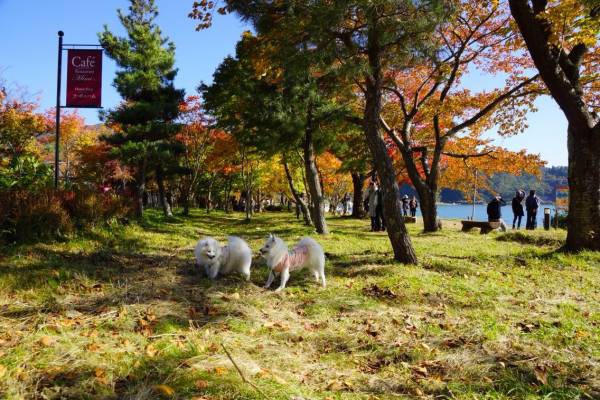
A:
[146, 344, 158, 358]
[154, 384, 175, 396]
[0, 364, 6, 378]
[213, 367, 227, 375]
[326, 380, 343, 391]
[39, 336, 55, 347]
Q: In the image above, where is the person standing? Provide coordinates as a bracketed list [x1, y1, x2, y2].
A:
[401, 195, 410, 216]
[376, 186, 385, 231]
[409, 196, 418, 217]
[511, 190, 525, 229]
[342, 192, 351, 216]
[487, 196, 508, 231]
[525, 190, 540, 230]
[365, 181, 380, 231]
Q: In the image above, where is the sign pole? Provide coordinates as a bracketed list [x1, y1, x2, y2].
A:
[55, 31, 64, 189]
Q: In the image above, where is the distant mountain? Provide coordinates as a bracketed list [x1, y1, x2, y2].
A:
[489, 166, 567, 202]
[399, 167, 568, 203]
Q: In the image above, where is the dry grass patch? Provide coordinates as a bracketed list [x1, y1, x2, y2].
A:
[0, 210, 598, 399]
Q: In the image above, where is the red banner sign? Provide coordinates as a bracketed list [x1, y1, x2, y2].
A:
[66, 49, 102, 108]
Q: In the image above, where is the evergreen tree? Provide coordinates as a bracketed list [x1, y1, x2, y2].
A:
[99, 0, 184, 218]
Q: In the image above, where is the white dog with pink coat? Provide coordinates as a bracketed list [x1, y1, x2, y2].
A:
[259, 234, 326, 291]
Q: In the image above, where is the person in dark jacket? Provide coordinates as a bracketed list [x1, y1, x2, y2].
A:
[487, 196, 507, 231]
[525, 190, 540, 230]
[376, 187, 385, 231]
[409, 196, 418, 217]
[511, 190, 525, 229]
[401, 195, 410, 216]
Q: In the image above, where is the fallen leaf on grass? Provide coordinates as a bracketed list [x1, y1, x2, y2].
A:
[221, 292, 240, 301]
[326, 379, 353, 391]
[411, 366, 428, 378]
[264, 321, 289, 330]
[213, 367, 227, 375]
[195, 379, 209, 389]
[516, 321, 540, 333]
[94, 368, 110, 385]
[154, 384, 175, 396]
[86, 343, 100, 352]
[534, 366, 548, 385]
[326, 380, 344, 391]
[145, 344, 158, 357]
[420, 343, 431, 352]
[362, 284, 398, 299]
[204, 305, 219, 316]
[39, 336, 55, 347]
[207, 342, 219, 353]
[0, 364, 6, 378]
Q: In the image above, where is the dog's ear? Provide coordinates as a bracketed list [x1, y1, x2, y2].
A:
[268, 233, 273, 239]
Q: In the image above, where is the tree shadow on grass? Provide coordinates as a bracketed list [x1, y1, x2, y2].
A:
[495, 231, 564, 248]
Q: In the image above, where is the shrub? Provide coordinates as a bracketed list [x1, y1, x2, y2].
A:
[62, 189, 132, 228]
[0, 190, 72, 243]
[0, 188, 132, 243]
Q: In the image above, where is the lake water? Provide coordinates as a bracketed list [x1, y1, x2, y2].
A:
[338, 202, 555, 226]
[417, 203, 555, 226]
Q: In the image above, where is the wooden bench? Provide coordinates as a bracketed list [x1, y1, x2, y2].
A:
[461, 220, 500, 234]
[403, 216, 417, 223]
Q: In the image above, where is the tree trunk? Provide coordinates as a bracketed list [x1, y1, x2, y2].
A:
[156, 165, 173, 217]
[135, 154, 147, 220]
[567, 126, 600, 250]
[351, 172, 366, 218]
[364, 20, 417, 264]
[304, 110, 329, 234]
[245, 188, 253, 220]
[283, 157, 313, 226]
[508, 0, 600, 251]
[224, 178, 232, 213]
[181, 185, 191, 216]
[416, 186, 438, 232]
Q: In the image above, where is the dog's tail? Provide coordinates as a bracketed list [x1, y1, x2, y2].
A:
[298, 237, 326, 287]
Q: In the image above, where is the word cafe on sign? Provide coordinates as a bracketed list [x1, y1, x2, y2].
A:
[66, 49, 103, 108]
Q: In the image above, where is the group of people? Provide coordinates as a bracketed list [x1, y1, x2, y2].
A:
[363, 181, 419, 232]
[487, 189, 541, 231]
[402, 195, 419, 217]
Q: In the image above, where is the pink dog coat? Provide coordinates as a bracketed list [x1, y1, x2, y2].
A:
[273, 245, 309, 273]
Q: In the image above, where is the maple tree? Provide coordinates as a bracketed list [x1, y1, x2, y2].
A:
[0, 90, 47, 163]
[509, 0, 600, 251]
[177, 95, 213, 215]
[317, 151, 353, 214]
[379, 0, 544, 231]
[43, 110, 99, 183]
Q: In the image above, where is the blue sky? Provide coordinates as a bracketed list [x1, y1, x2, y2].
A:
[0, 0, 567, 166]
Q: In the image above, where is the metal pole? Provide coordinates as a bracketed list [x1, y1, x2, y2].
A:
[54, 31, 64, 189]
[471, 169, 477, 220]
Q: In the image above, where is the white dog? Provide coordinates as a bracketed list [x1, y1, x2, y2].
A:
[259, 234, 326, 291]
[194, 236, 252, 281]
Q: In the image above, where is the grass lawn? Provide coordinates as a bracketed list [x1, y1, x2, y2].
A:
[0, 210, 598, 399]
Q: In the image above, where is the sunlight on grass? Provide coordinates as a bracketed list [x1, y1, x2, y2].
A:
[0, 210, 598, 399]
